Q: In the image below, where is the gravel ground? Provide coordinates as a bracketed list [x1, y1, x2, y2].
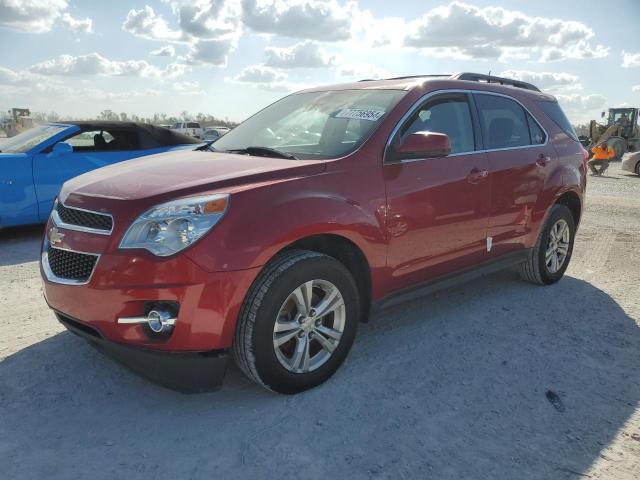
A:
[1, 159, 639, 479]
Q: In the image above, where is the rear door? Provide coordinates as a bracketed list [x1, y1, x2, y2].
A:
[384, 92, 491, 289]
[473, 92, 552, 255]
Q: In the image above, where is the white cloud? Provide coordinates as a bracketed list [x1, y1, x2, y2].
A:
[0, 66, 25, 84]
[176, 1, 242, 40]
[241, 0, 354, 41]
[556, 93, 606, 111]
[0, 0, 94, 34]
[404, 2, 608, 61]
[556, 93, 606, 123]
[150, 45, 176, 57]
[265, 41, 337, 68]
[231, 65, 304, 92]
[622, 51, 640, 68]
[61, 12, 92, 33]
[172, 80, 203, 95]
[123, 3, 241, 67]
[632, 85, 640, 93]
[184, 38, 236, 66]
[337, 63, 389, 81]
[122, 5, 182, 42]
[29, 53, 187, 79]
[499, 70, 581, 92]
[235, 65, 286, 83]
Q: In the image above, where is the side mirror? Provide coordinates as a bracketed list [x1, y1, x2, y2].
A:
[601, 111, 606, 118]
[52, 142, 73, 155]
[391, 131, 451, 162]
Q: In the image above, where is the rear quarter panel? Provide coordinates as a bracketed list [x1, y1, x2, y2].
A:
[522, 99, 586, 244]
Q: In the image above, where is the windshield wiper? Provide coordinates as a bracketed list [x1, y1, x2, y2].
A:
[195, 142, 217, 152]
[224, 146, 298, 160]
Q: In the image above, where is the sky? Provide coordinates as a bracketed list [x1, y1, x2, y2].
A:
[1, 0, 639, 124]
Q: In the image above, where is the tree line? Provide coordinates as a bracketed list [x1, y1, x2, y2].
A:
[30, 110, 238, 128]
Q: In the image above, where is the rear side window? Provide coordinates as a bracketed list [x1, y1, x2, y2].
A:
[527, 113, 545, 145]
[537, 100, 578, 141]
[474, 94, 530, 149]
[400, 95, 475, 154]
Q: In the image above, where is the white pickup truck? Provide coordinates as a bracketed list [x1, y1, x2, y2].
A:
[170, 122, 203, 139]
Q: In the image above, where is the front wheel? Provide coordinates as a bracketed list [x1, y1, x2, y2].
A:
[233, 250, 359, 394]
[520, 204, 576, 285]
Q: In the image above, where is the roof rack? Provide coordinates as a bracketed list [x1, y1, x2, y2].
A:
[450, 73, 541, 92]
[358, 73, 541, 92]
[358, 74, 451, 82]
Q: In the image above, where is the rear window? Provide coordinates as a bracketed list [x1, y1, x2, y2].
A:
[537, 101, 578, 141]
[187, 122, 200, 128]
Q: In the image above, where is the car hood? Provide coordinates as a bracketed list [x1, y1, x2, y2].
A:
[60, 149, 326, 205]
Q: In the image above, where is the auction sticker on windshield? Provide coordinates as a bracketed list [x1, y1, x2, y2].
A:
[335, 108, 386, 121]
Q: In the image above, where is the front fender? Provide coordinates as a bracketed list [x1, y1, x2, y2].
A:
[184, 173, 386, 273]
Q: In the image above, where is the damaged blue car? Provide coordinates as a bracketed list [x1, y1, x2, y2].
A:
[0, 122, 200, 228]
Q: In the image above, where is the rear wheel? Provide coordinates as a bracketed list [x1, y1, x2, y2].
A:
[233, 250, 359, 394]
[520, 204, 576, 285]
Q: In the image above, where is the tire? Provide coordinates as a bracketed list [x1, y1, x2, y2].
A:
[519, 204, 576, 285]
[607, 137, 627, 161]
[635, 160, 640, 176]
[233, 250, 359, 394]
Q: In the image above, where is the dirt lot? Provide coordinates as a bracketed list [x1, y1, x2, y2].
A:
[1, 160, 639, 479]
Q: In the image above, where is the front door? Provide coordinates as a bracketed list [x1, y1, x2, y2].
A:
[384, 92, 491, 291]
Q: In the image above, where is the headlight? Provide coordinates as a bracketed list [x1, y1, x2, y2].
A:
[119, 194, 229, 256]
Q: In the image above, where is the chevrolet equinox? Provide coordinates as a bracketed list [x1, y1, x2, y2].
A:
[41, 73, 587, 394]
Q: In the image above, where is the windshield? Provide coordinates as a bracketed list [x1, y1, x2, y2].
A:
[1, 124, 69, 153]
[213, 89, 406, 159]
[608, 110, 633, 125]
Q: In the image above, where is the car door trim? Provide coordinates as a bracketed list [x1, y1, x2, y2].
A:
[384, 89, 549, 164]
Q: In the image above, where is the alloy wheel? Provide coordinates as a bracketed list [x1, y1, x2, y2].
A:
[272, 279, 346, 374]
[545, 219, 570, 274]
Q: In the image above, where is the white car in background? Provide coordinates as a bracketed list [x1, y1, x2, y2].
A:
[170, 121, 203, 139]
[203, 126, 230, 141]
[621, 151, 640, 175]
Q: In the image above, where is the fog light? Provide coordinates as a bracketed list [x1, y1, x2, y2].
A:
[117, 308, 177, 334]
[147, 309, 174, 333]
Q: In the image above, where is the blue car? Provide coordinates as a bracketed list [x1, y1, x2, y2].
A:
[0, 121, 200, 228]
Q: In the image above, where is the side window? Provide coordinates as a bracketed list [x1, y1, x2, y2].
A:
[65, 130, 115, 151]
[400, 95, 475, 154]
[527, 113, 545, 145]
[64, 129, 140, 151]
[474, 94, 531, 149]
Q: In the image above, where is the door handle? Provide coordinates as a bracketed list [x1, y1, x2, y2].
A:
[467, 167, 488, 184]
[536, 154, 549, 167]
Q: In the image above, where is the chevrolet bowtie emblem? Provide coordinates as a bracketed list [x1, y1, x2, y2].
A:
[48, 227, 65, 245]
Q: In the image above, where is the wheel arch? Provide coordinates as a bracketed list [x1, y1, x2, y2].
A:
[554, 190, 582, 226]
[278, 233, 373, 323]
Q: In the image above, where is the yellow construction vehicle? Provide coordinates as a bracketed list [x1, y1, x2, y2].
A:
[0, 108, 33, 137]
[580, 108, 640, 160]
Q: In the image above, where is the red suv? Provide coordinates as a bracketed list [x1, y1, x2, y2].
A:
[41, 73, 587, 394]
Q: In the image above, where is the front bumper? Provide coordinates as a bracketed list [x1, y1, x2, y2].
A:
[56, 311, 229, 392]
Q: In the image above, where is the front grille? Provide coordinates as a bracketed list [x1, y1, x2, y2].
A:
[47, 246, 98, 282]
[56, 202, 113, 232]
